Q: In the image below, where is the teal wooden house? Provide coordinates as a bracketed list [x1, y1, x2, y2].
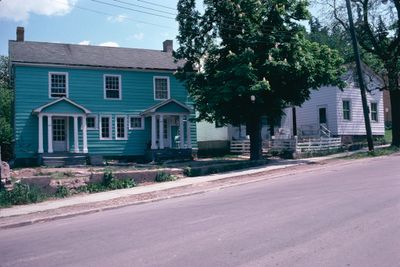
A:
[9, 27, 196, 165]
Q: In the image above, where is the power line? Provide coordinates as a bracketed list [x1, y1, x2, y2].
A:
[111, 0, 176, 16]
[137, 0, 176, 11]
[54, 0, 176, 29]
[91, 0, 175, 20]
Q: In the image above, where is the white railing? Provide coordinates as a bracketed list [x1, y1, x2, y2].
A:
[319, 124, 331, 138]
[230, 136, 342, 155]
[296, 137, 342, 152]
[230, 140, 251, 154]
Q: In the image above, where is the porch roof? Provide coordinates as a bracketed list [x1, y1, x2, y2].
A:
[141, 99, 191, 116]
[33, 97, 91, 115]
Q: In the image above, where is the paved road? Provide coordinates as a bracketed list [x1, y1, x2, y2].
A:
[1, 155, 400, 267]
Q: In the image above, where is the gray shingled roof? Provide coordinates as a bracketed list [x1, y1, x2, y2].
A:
[9, 41, 184, 71]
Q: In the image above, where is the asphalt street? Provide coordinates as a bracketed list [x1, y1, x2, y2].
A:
[1, 155, 399, 267]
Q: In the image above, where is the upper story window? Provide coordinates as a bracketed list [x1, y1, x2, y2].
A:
[49, 72, 68, 98]
[342, 100, 351, 121]
[104, 75, 121, 100]
[371, 102, 378, 122]
[154, 76, 170, 100]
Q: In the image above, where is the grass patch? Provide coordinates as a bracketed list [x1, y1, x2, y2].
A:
[385, 129, 392, 144]
[0, 183, 48, 207]
[343, 146, 399, 159]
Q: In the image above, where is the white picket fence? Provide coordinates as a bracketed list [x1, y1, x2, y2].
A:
[230, 137, 342, 154]
[296, 137, 342, 152]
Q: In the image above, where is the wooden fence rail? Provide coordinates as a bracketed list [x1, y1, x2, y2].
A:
[230, 137, 342, 154]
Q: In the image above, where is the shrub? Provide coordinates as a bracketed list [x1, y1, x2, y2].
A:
[55, 185, 71, 198]
[0, 183, 47, 206]
[155, 172, 177, 183]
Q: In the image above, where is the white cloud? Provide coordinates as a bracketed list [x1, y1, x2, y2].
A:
[133, 33, 144, 41]
[78, 40, 91, 45]
[99, 42, 120, 47]
[107, 14, 128, 23]
[0, 0, 77, 21]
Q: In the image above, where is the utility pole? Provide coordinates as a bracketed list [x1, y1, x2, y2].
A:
[345, 0, 374, 151]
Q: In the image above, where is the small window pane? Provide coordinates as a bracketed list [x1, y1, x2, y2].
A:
[130, 117, 143, 129]
[87, 117, 96, 129]
[50, 73, 67, 97]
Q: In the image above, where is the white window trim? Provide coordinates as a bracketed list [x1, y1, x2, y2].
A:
[129, 115, 145, 130]
[342, 99, 352, 121]
[153, 76, 170, 100]
[370, 102, 378, 122]
[87, 115, 98, 130]
[99, 115, 113, 140]
[48, 72, 69, 99]
[115, 115, 128, 140]
[104, 74, 122, 100]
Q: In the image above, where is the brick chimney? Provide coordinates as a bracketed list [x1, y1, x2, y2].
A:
[163, 40, 173, 53]
[16, 27, 24, 42]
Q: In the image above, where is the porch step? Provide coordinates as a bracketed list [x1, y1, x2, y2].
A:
[41, 153, 87, 167]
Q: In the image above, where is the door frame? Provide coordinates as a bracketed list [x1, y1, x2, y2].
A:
[317, 105, 328, 126]
[52, 116, 69, 152]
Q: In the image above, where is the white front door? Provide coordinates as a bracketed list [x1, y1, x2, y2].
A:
[52, 117, 68, 152]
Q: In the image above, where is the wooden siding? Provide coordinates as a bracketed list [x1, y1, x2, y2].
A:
[296, 86, 339, 134]
[336, 85, 384, 136]
[14, 65, 196, 159]
[42, 101, 86, 114]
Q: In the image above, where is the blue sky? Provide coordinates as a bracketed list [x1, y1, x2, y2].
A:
[0, 0, 318, 56]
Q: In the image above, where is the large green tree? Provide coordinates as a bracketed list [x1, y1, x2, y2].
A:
[175, 0, 344, 160]
[0, 56, 13, 161]
[317, 0, 400, 146]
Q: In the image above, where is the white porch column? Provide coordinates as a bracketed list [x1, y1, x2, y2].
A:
[159, 114, 164, 149]
[82, 115, 88, 153]
[179, 115, 184, 149]
[186, 115, 192, 148]
[47, 115, 53, 153]
[38, 114, 44, 153]
[151, 115, 157, 149]
[73, 115, 79, 153]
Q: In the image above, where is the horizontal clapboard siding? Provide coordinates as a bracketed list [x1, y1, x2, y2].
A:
[14, 65, 196, 159]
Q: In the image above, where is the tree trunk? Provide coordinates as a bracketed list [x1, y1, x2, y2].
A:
[248, 115, 263, 161]
[390, 89, 400, 147]
[387, 68, 400, 147]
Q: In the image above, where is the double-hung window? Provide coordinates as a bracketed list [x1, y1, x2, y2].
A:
[129, 116, 144, 130]
[104, 75, 121, 100]
[342, 100, 351, 121]
[153, 76, 170, 100]
[371, 102, 378, 122]
[115, 116, 127, 140]
[49, 72, 68, 98]
[100, 116, 112, 140]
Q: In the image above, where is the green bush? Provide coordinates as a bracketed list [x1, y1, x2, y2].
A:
[55, 185, 71, 198]
[155, 172, 177, 183]
[0, 183, 47, 207]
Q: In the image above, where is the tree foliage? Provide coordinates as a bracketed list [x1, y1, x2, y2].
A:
[316, 0, 400, 146]
[0, 56, 13, 161]
[175, 0, 345, 160]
